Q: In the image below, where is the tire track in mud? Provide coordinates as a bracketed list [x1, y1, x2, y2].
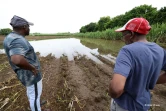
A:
[67, 60, 91, 111]
[72, 56, 112, 111]
[40, 54, 61, 110]
[41, 55, 74, 111]
[53, 56, 73, 111]
[41, 55, 83, 111]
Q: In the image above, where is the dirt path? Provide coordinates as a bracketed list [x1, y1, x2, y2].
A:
[0, 54, 166, 111]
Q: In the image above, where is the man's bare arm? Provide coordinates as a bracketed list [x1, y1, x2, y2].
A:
[109, 74, 126, 98]
[11, 55, 38, 75]
[156, 71, 166, 84]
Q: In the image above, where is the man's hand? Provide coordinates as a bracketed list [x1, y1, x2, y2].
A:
[31, 66, 39, 76]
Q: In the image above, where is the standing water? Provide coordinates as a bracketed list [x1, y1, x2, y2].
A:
[0, 38, 124, 63]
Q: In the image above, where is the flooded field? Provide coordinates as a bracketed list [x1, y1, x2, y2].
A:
[0, 36, 166, 111]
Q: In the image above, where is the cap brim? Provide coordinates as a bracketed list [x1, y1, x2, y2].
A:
[115, 27, 126, 32]
[28, 22, 34, 26]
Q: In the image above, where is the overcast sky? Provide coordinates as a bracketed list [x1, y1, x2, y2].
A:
[0, 0, 165, 33]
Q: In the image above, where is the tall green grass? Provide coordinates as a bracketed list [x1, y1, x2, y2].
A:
[73, 23, 166, 43]
[147, 23, 166, 43]
[74, 27, 121, 40]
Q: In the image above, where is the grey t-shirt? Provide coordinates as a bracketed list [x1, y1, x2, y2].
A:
[3, 32, 42, 86]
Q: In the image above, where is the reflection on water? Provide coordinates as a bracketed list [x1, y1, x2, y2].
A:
[0, 38, 122, 63]
[0, 49, 4, 54]
[30, 38, 103, 63]
[80, 38, 124, 56]
[0, 43, 3, 49]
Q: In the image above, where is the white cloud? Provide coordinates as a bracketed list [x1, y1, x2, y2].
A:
[0, 0, 165, 33]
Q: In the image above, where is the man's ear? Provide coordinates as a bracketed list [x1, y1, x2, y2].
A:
[23, 25, 27, 29]
[130, 31, 134, 39]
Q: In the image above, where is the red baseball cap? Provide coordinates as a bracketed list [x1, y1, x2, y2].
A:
[115, 17, 151, 35]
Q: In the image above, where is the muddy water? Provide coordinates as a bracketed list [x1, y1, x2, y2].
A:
[0, 38, 124, 63]
[80, 38, 124, 56]
[0, 44, 3, 49]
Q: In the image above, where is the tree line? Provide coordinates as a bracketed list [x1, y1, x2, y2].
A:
[0, 28, 12, 35]
[80, 5, 166, 33]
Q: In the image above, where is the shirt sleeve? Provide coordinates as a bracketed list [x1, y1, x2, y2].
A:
[9, 38, 29, 56]
[162, 49, 166, 71]
[114, 48, 132, 78]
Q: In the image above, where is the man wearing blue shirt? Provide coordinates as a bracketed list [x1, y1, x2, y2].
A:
[109, 17, 166, 111]
[3, 15, 42, 111]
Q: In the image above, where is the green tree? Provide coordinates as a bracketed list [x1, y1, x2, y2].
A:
[85, 22, 98, 32]
[125, 5, 157, 24]
[153, 7, 166, 24]
[80, 22, 98, 33]
[98, 16, 111, 31]
[80, 26, 87, 33]
[108, 15, 126, 29]
[79, 5, 164, 33]
[0, 28, 12, 35]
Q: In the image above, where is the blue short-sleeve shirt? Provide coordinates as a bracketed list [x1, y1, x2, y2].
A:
[3, 32, 42, 86]
[113, 42, 166, 111]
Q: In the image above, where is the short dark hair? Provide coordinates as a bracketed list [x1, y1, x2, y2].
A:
[126, 30, 145, 36]
[134, 32, 144, 36]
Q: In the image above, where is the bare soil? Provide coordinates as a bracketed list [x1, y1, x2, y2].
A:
[0, 54, 113, 111]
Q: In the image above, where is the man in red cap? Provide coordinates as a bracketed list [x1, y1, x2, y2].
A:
[109, 17, 166, 111]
